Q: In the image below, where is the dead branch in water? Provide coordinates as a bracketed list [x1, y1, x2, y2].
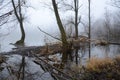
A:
[31, 51, 74, 80]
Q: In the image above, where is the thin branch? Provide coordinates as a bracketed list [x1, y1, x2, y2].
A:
[80, 21, 86, 27]
[38, 27, 61, 41]
[39, 1, 53, 11]
[18, 0, 23, 21]
[77, 16, 81, 25]
[62, 1, 74, 11]
[0, 10, 13, 19]
[11, 0, 20, 22]
[0, 5, 19, 22]
[0, 20, 8, 26]
[23, 5, 36, 9]
[78, 4, 83, 10]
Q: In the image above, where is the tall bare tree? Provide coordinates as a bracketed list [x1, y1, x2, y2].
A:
[62, 0, 82, 39]
[104, 9, 112, 42]
[74, 0, 79, 39]
[52, 0, 71, 63]
[88, 0, 91, 58]
[11, 0, 25, 45]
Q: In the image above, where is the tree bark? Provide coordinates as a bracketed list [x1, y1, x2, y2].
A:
[52, 0, 70, 63]
[88, 0, 91, 58]
[74, 0, 79, 39]
[11, 0, 25, 45]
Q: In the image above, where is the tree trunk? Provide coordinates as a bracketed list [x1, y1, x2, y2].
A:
[52, 0, 69, 64]
[88, 0, 91, 59]
[16, 20, 25, 44]
[74, 0, 79, 39]
[11, 0, 25, 45]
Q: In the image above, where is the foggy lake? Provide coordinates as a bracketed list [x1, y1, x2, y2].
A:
[0, 0, 120, 80]
[0, 25, 120, 58]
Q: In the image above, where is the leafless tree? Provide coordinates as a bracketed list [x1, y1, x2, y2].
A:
[61, 0, 82, 39]
[11, 0, 26, 45]
[103, 8, 112, 42]
[52, 0, 72, 64]
[110, 0, 120, 43]
[112, 12, 120, 43]
[88, 0, 91, 58]
[0, 0, 26, 45]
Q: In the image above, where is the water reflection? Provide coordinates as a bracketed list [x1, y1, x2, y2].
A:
[0, 42, 119, 79]
[0, 55, 54, 80]
[91, 45, 120, 58]
[60, 44, 120, 69]
[0, 26, 120, 72]
[0, 25, 58, 52]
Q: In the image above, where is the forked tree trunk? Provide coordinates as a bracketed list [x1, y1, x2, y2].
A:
[11, 0, 25, 45]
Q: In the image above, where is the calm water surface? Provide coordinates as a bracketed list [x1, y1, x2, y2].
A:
[0, 26, 120, 58]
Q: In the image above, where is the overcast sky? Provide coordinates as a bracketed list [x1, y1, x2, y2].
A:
[27, 0, 116, 27]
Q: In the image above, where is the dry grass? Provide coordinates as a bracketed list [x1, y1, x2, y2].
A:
[81, 56, 120, 80]
[61, 56, 120, 80]
[114, 55, 120, 63]
[86, 57, 114, 72]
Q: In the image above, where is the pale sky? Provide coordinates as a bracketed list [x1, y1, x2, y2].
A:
[27, 0, 116, 27]
[24, 0, 117, 41]
[92, 0, 116, 18]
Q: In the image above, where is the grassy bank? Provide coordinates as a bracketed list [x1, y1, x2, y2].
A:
[81, 56, 120, 80]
